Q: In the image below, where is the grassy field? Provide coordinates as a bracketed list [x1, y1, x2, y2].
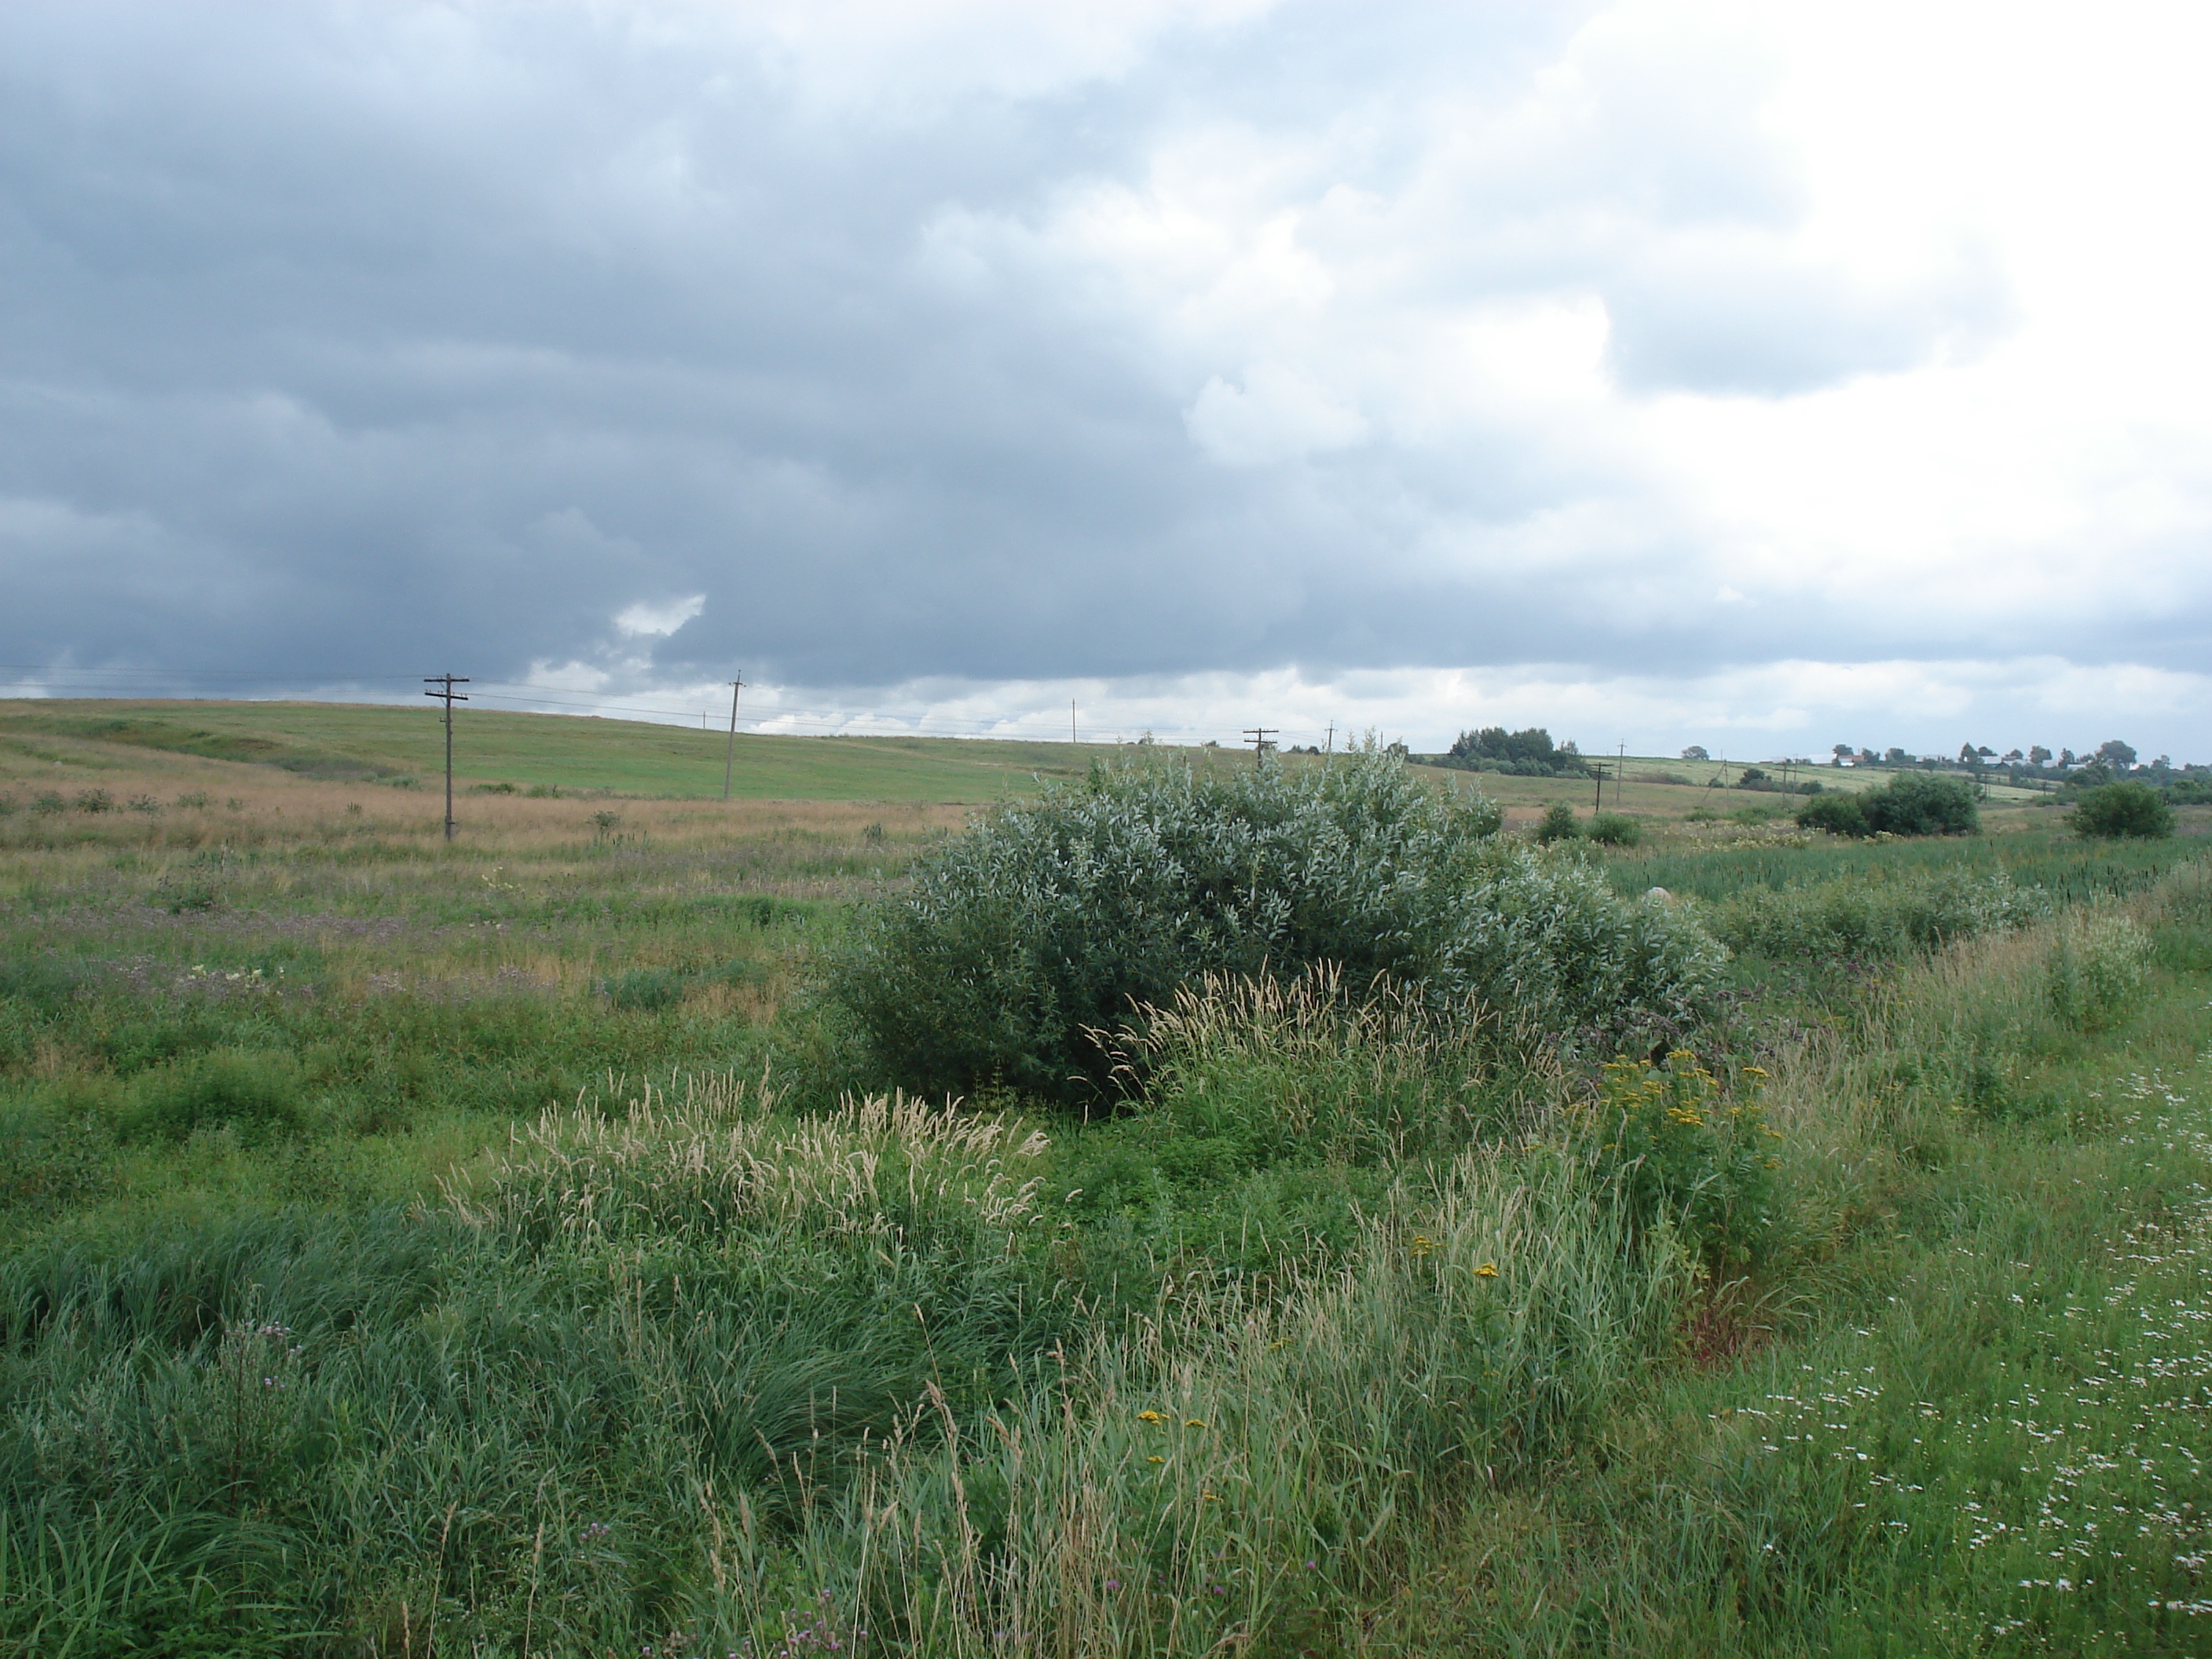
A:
[0, 699, 1115, 804]
[2, 698, 2080, 821]
[2, 705, 2209, 1656]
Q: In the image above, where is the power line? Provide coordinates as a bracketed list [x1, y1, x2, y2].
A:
[2, 665, 1375, 752]
[2, 668, 1266, 742]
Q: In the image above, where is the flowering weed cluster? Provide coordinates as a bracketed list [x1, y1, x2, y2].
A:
[1577, 1053, 1783, 1269]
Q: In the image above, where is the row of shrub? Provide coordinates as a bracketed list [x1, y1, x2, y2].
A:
[0, 789, 171, 816]
[1535, 804, 1642, 847]
[1797, 775, 2177, 841]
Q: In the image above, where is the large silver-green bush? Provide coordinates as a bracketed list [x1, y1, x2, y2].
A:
[829, 748, 1727, 1101]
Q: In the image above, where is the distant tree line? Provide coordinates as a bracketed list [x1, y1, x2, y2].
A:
[1415, 727, 2207, 808]
[1431, 727, 1598, 779]
[1800, 736, 2210, 802]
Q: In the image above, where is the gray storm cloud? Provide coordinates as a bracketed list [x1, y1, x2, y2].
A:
[0, 0, 2193, 724]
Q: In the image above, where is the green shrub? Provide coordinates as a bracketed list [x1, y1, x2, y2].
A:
[1576, 1053, 1782, 1269]
[599, 966, 689, 1011]
[124, 1049, 307, 1144]
[2046, 914, 2152, 1031]
[830, 748, 1724, 1101]
[2067, 781, 2174, 840]
[1860, 772, 1979, 837]
[1796, 793, 1870, 837]
[1536, 803, 1581, 843]
[1587, 812, 1642, 848]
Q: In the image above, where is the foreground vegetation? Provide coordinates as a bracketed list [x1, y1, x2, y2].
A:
[2, 716, 2208, 1655]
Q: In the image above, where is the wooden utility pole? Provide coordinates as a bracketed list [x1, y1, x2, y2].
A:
[1325, 721, 1335, 756]
[1617, 742, 1627, 811]
[423, 674, 469, 841]
[1071, 699, 1077, 745]
[723, 676, 745, 801]
[1243, 727, 1277, 764]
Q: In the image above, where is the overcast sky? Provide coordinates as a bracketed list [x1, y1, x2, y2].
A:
[3, 0, 2208, 759]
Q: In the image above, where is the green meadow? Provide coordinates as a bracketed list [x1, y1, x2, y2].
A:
[2, 701, 2208, 1657]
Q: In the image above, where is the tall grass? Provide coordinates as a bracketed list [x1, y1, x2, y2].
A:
[0, 1075, 1085, 1653]
[1097, 963, 1553, 1165]
[0, 1057, 1687, 1656]
[676, 1147, 1686, 1659]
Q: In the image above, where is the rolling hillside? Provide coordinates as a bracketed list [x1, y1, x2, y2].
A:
[0, 698, 2071, 825]
[0, 699, 1106, 804]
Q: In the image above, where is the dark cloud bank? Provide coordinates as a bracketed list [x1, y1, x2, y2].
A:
[0, 1, 2133, 715]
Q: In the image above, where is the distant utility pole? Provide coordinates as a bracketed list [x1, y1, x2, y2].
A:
[1325, 722, 1335, 756]
[1617, 742, 1627, 811]
[723, 675, 745, 802]
[423, 673, 469, 841]
[1071, 699, 1078, 745]
[1243, 727, 1277, 765]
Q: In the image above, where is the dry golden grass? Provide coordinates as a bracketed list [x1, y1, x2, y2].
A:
[0, 739, 972, 883]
